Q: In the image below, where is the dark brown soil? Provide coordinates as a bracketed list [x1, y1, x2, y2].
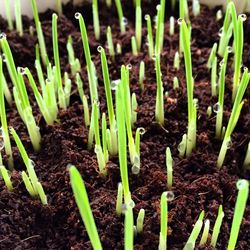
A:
[0, 1, 250, 250]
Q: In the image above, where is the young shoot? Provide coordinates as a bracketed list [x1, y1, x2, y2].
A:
[159, 191, 174, 250]
[135, 0, 142, 50]
[116, 182, 123, 216]
[15, 0, 23, 37]
[131, 93, 138, 128]
[52, 13, 66, 110]
[76, 13, 98, 105]
[106, 26, 115, 60]
[211, 205, 224, 248]
[207, 106, 212, 118]
[93, 101, 106, 176]
[131, 36, 138, 56]
[69, 165, 102, 250]
[232, 14, 246, 101]
[92, 0, 100, 40]
[139, 61, 145, 90]
[243, 142, 250, 168]
[166, 147, 173, 190]
[67, 36, 81, 76]
[4, 0, 13, 30]
[56, 0, 62, 15]
[207, 43, 218, 69]
[101, 113, 109, 163]
[121, 66, 138, 173]
[145, 14, 154, 58]
[199, 219, 210, 245]
[0, 165, 13, 191]
[155, 55, 164, 125]
[169, 16, 175, 36]
[116, 77, 132, 204]
[100, 47, 117, 155]
[228, 180, 249, 250]
[178, 134, 187, 158]
[114, 0, 126, 34]
[216, 10, 223, 21]
[192, 0, 200, 17]
[215, 59, 226, 139]
[2, 73, 13, 106]
[183, 211, 204, 250]
[136, 209, 145, 234]
[179, 0, 189, 22]
[155, 5, 162, 56]
[174, 51, 180, 70]
[25, 68, 55, 125]
[124, 206, 134, 250]
[31, 0, 48, 65]
[0, 57, 14, 169]
[180, 19, 196, 156]
[217, 68, 250, 168]
[211, 56, 217, 97]
[116, 43, 122, 54]
[173, 76, 179, 90]
[218, 2, 234, 57]
[10, 128, 47, 205]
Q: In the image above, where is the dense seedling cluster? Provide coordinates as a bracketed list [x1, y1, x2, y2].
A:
[0, 0, 249, 249]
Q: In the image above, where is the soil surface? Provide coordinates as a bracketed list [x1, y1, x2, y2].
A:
[0, 1, 250, 250]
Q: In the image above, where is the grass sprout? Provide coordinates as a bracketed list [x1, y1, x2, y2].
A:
[155, 55, 164, 125]
[228, 179, 249, 250]
[116, 182, 123, 216]
[166, 147, 173, 190]
[135, 0, 142, 50]
[218, 2, 234, 57]
[173, 76, 179, 90]
[136, 208, 145, 234]
[159, 191, 169, 250]
[101, 113, 109, 163]
[124, 206, 134, 250]
[69, 165, 102, 250]
[145, 14, 154, 58]
[211, 205, 224, 247]
[211, 56, 217, 96]
[139, 61, 145, 90]
[0, 57, 14, 169]
[217, 68, 250, 168]
[131, 93, 138, 128]
[31, 0, 48, 65]
[76, 13, 98, 105]
[4, 0, 13, 30]
[15, 0, 23, 37]
[93, 0, 100, 40]
[93, 101, 106, 176]
[243, 142, 250, 168]
[25, 68, 55, 125]
[52, 13, 66, 110]
[0, 165, 13, 191]
[121, 66, 138, 173]
[232, 13, 246, 101]
[174, 51, 180, 70]
[183, 211, 204, 250]
[180, 19, 196, 156]
[10, 128, 47, 205]
[100, 47, 118, 155]
[169, 16, 175, 36]
[178, 134, 187, 157]
[199, 219, 210, 245]
[215, 59, 226, 139]
[116, 76, 131, 204]
[207, 43, 217, 69]
[106, 26, 115, 60]
[131, 36, 138, 56]
[115, 0, 126, 34]
[192, 0, 200, 17]
[67, 36, 81, 76]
